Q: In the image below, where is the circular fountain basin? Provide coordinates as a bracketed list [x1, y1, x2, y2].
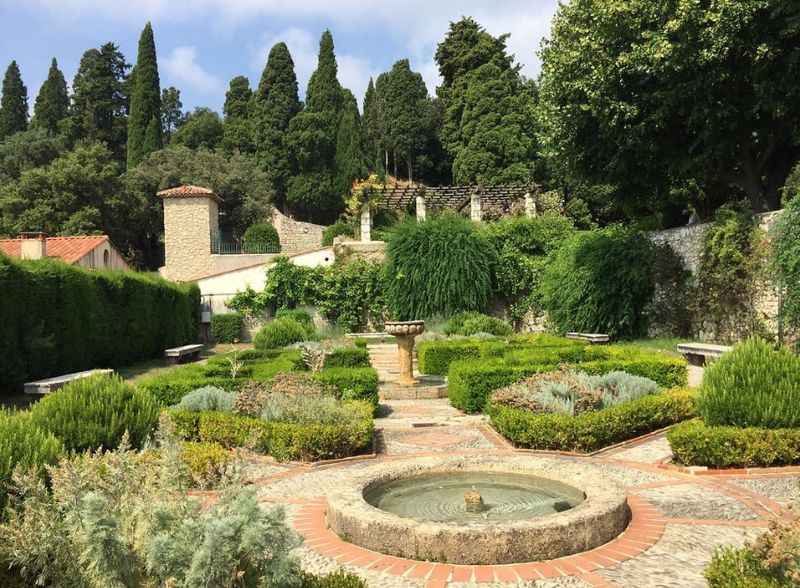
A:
[364, 471, 585, 523]
[327, 458, 629, 565]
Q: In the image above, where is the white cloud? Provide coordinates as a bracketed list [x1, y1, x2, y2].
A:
[162, 46, 222, 94]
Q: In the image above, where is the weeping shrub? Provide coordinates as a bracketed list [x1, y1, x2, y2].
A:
[383, 214, 497, 320]
[29, 374, 159, 452]
[540, 226, 657, 339]
[698, 338, 800, 429]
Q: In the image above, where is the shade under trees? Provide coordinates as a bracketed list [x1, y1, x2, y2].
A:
[127, 22, 162, 169]
[31, 59, 69, 135]
[0, 61, 28, 140]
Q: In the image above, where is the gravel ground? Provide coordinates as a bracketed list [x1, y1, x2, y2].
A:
[610, 436, 673, 464]
[638, 483, 760, 520]
[729, 476, 800, 507]
[597, 523, 761, 588]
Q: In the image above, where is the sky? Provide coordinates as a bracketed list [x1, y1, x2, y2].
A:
[0, 1, 562, 114]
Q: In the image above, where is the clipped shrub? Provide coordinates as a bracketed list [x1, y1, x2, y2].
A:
[698, 338, 800, 429]
[275, 307, 314, 332]
[0, 411, 63, 507]
[261, 394, 359, 425]
[540, 226, 658, 339]
[29, 374, 159, 452]
[181, 441, 232, 489]
[322, 219, 356, 246]
[243, 222, 280, 253]
[384, 213, 497, 320]
[313, 367, 380, 407]
[417, 339, 507, 376]
[444, 311, 513, 337]
[668, 420, 800, 468]
[489, 388, 695, 452]
[323, 347, 370, 369]
[254, 317, 309, 350]
[138, 369, 240, 406]
[301, 570, 368, 588]
[0, 255, 199, 393]
[210, 313, 243, 343]
[173, 386, 236, 412]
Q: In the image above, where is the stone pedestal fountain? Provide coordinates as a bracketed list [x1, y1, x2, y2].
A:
[383, 320, 425, 386]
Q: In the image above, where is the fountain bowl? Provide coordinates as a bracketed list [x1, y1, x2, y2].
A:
[384, 320, 426, 337]
[327, 457, 629, 565]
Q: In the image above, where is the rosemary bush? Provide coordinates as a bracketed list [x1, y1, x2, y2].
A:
[698, 338, 800, 429]
[254, 317, 310, 350]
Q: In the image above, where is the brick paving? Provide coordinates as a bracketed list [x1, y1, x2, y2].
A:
[246, 394, 799, 588]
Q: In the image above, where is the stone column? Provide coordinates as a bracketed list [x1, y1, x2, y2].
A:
[395, 335, 417, 386]
[470, 193, 482, 222]
[525, 192, 537, 218]
[416, 196, 427, 222]
[360, 206, 372, 242]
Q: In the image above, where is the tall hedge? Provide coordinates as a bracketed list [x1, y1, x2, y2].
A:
[0, 255, 199, 393]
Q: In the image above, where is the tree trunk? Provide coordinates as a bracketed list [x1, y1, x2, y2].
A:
[407, 156, 413, 185]
[384, 149, 389, 173]
[393, 150, 398, 180]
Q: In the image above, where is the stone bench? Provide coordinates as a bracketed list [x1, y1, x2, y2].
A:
[24, 369, 114, 395]
[566, 332, 610, 344]
[164, 343, 204, 364]
[676, 343, 732, 367]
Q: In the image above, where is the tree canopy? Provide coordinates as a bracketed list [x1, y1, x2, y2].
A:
[31, 59, 69, 135]
[127, 23, 162, 168]
[0, 61, 28, 140]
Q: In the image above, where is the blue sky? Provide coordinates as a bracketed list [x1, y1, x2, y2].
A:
[0, 1, 561, 114]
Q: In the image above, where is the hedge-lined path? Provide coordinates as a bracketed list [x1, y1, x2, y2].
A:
[245, 396, 799, 588]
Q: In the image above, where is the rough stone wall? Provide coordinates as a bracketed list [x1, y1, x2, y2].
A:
[161, 197, 217, 282]
[332, 240, 386, 264]
[649, 210, 783, 342]
[272, 209, 324, 255]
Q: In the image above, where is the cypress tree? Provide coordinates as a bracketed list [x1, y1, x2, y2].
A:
[305, 30, 341, 115]
[253, 42, 302, 203]
[127, 22, 162, 168]
[362, 78, 383, 174]
[0, 61, 28, 140]
[335, 89, 368, 195]
[224, 76, 252, 119]
[32, 58, 68, 134]
[222, 75, 254, 153]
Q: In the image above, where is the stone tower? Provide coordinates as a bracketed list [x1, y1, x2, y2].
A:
[157, 185, 221, 282]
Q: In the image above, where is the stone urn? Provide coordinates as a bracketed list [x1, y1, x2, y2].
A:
[384, 320, 425, 386]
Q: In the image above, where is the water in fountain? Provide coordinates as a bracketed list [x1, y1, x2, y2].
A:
[364, 471, 585, 523]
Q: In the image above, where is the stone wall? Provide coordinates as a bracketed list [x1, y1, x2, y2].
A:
[161, 197, 217, 282]
[649, 210, 783, 342]
[272, 209, 325, 255]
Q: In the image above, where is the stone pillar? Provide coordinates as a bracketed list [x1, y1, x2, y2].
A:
[525, 192, 537, 218]
[20, 232, 46, 260]
[470, 193, 482, 222]
[360, 206, 372, 242]
[416, 196, 427, 222]
[395, 335, 417, 386]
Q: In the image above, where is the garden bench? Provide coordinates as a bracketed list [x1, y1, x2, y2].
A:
[24, 369, 114, 395]
[566, 332, 610, 344]
[676, 342, 732, 367]
[164, 343, 204, 364]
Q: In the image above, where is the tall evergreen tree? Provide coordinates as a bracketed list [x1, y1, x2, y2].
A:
[253, 42, 302, 205]
[362, 78, 383, 174]
[69, 43, 129, 156]
[127, 22, 162, 168]
[222, 75, 253, 153]
[0, 61, 28, 140]
[335, 89, 368, 195]
[31, 58, 69, 134]
[160, 86, 183, 141]
[305, 30, 341, 114]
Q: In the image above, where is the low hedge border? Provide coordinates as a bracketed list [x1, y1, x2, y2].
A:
[448, 355, 688, 413]
[417, 339, 507, 376]
[167, 401, 374, 462]
[488, 388, 696, 453]
[667, 419, 800, 469]
[323, 348, 371, 369]
[313, 367, 380, 408]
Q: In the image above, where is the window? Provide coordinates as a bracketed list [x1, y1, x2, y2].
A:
[103, 249, 110, 268]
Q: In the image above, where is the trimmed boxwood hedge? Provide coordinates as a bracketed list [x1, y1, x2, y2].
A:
[448, 354, 687, 413]
[313, 367, 380, 408]
[668, 419, 800, 468]
[417, 339, 508, 376]
[210, 313, 244, 343]
[168, 400, 374, 462]
[489, 388, 695, 452]
[0, 255, 199, 394]
[323, 347, 371, 369]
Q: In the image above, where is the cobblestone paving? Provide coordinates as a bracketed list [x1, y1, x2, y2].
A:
[638, 483, 760, 520]
[247, 395, 794, 588]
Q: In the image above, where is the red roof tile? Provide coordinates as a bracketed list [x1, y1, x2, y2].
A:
[0, 235, 110, 264]
[157, 184, 222, 202]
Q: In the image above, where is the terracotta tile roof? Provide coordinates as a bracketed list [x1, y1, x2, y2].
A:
[0, 235, 109, 264]
[157, 184, 223, 202]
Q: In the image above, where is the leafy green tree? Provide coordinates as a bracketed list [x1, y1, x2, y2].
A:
[0, 61, 28, 140]
[172, 107, 223, 150]
[253, 42, 302, 205]
[160, 86, 183, 142]
[379, 60, 429, 182]
[68, 43, 129, 159]
[31, 59, 68, 135]
[334, 89, 368, 195]
[127, 22, 162, 168]
[537, 0, 800, 216]
[0, 129, 66, 184]
[222, 75, 253, 153]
